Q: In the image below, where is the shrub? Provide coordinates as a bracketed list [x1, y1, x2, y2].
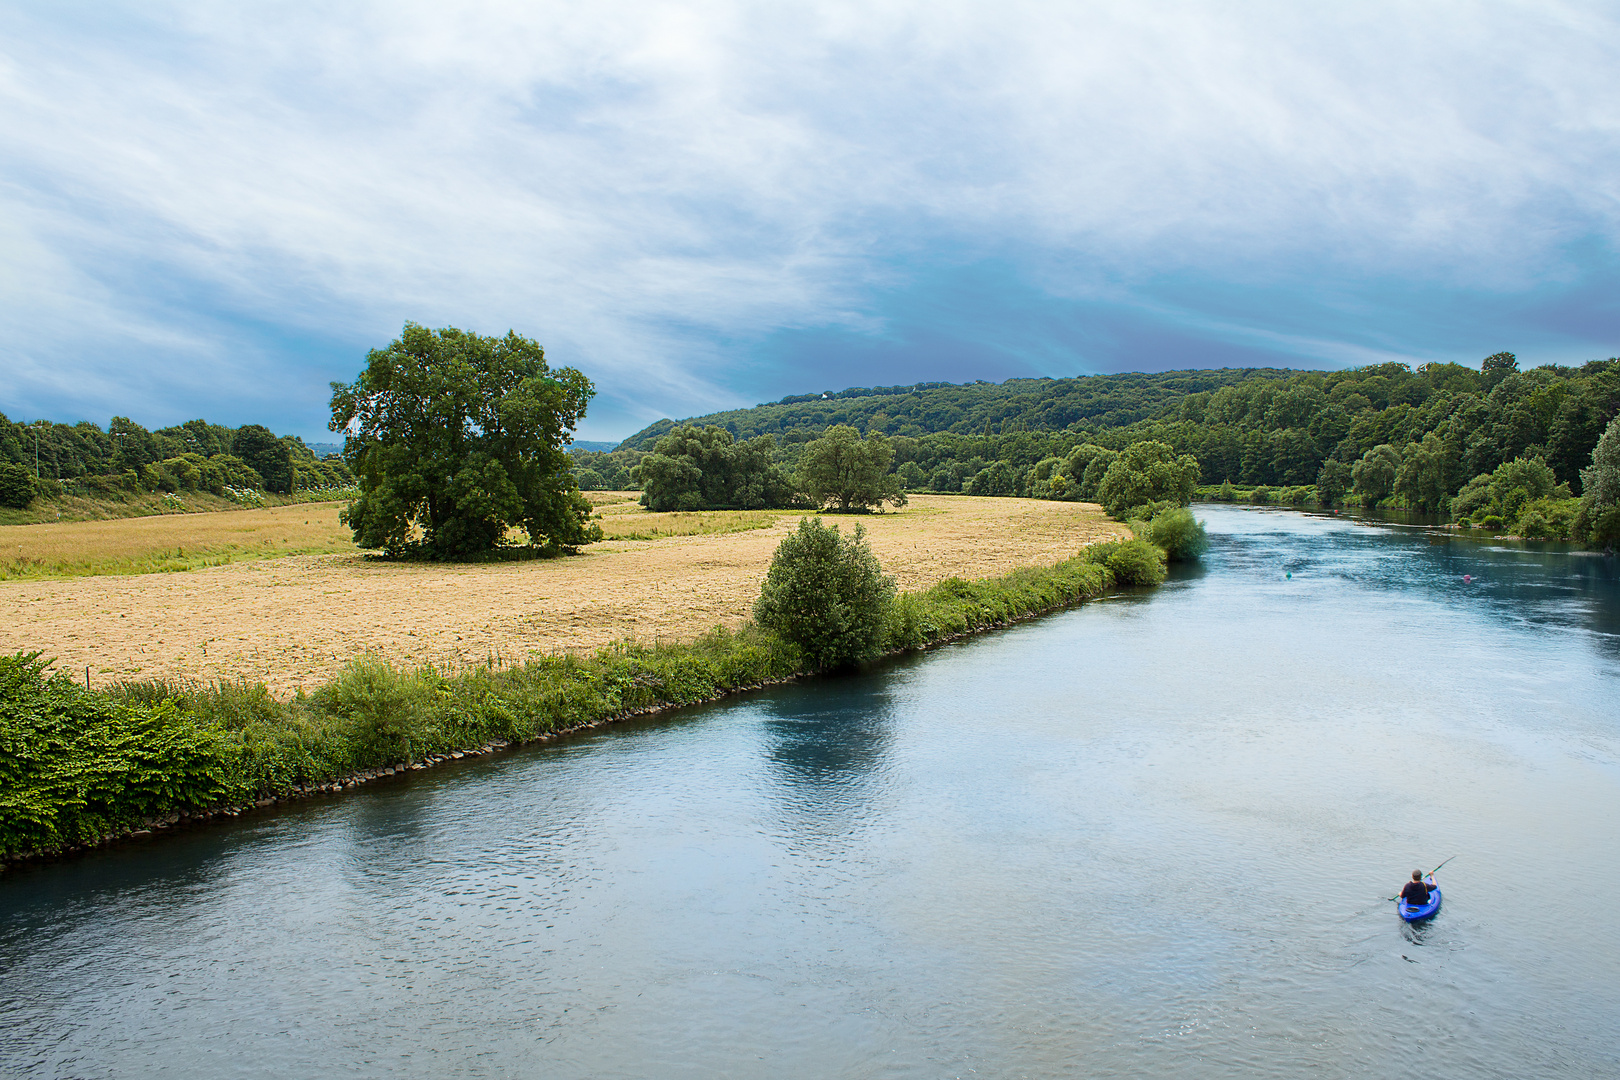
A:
[1082, 538, 1168, 586]
[754, 518, 896, 669]
[1137, 507, 1208, 561]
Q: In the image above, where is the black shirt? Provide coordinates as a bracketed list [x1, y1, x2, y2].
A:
[1401, 880, 1431, 904]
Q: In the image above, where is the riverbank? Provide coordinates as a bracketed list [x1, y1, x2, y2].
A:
[0, 494, 1126, 694]
[0, 545, 1143, 867]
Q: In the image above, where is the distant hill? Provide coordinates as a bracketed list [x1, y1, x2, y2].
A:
[614, 369, 1294, 451]
[570, 440, 621, 453]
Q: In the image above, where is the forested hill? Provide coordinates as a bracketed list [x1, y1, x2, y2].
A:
[617, 368, 1294, 450]
[610, 357, 1620, 501]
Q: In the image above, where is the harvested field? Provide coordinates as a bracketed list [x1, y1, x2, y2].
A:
[0, 502, 357, 579]
[0, 494, 1126, 695]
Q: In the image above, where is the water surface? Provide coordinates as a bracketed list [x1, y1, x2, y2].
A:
[3, 506, 1617, 1078]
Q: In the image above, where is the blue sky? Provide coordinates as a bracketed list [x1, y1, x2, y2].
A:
[3, 2, 1618, 443]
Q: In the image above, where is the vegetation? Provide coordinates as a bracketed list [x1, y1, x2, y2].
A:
[0, 412, 352, 502]
[754, 518, 896, 668]
[796, 425, 907, 512]
[631, 425, 802, 511]
[1135, 507, 1208, 562]
[603, 353, 1619, 543]
[3, 523, 1180, 860]
[330, 323, 602, 559]
[1576, 414, 1620, 547]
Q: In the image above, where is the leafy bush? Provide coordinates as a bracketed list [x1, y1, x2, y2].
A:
[754, 518, 896, 668]
[1137, 507, 1208, 561]
[0, 653, 233, 854]
[1081, 538, 1168, 585]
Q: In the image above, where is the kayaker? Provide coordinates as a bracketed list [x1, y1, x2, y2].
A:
[1400, 870, 1434, 906]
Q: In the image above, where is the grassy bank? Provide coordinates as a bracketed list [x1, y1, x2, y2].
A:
[1, 549, 1130, 863]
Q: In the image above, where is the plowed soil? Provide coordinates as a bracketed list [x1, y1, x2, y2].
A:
[0, 495, 1124, 695]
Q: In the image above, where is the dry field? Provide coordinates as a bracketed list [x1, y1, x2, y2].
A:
[0, 502, 358, 579]
[0, 494, 1125, 695]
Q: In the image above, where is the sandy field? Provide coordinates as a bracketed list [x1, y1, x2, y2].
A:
[0, 495, 1124, 695]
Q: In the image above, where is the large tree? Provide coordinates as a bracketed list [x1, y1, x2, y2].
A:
[330, 323, 601, 559]
[632, 424, 801, 511]
[796, 425, 907, 512]
[231, 424, 293, 493]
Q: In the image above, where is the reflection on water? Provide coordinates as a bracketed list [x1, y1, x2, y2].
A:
[2, 505, 1617, 1079]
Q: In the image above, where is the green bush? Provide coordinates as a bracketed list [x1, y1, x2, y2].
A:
[754, 518, 895, 669]
[1082, 538, 1168, 586]
[0, 653, 233, 854]
[1137, 507, 1208, 561]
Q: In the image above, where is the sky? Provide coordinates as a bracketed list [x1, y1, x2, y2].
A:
[3, 2, 1619, 443]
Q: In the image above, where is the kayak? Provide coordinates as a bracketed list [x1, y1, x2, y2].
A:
[1397, 883, 1441, 922]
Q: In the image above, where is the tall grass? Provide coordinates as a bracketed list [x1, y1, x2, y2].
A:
[1, 550, 1136, 860]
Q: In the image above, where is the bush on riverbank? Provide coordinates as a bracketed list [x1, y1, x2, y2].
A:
[755, 518, 896, 669]
[1, 546, 1137, 861]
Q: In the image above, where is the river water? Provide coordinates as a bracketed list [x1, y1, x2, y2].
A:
[3, 506, 1618, 1078]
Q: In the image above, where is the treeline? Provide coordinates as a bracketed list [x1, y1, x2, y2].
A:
[587, 354, 1620, 540]
[0, 413, 353, 508]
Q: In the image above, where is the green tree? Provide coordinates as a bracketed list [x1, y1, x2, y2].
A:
[0, 461, 36, 508]
[1490, 455, 1557, 520]
[633, 425, 799, 511]
[797, 425, 907, 511]
[754, 518, 896, 669]
[231, 424, 293, 493]
[330, 323, 600, 559]
[1315, 459, 1353, 505]
[1481, 350, 1519, 390]
[1094, 441, 1199, 519]
[1579, 413, 1620, 512]
[1351, 444, 1401, 505]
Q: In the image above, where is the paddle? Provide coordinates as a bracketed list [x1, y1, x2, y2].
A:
[1387, 855, 1457, 901]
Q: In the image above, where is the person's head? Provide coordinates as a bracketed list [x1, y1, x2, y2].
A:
[1412, 870, 1423, 881]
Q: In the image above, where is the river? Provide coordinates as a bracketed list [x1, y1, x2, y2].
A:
[2, 505, 1617, 1078]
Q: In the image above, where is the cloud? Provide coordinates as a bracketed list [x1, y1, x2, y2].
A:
[1, 1, 1617, 438]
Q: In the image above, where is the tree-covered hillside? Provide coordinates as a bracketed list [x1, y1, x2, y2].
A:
[616, 357, 1620, 498]
[618, 368, 1292, 451]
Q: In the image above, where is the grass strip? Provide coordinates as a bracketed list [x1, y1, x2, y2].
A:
[0, 551, 1129, 863]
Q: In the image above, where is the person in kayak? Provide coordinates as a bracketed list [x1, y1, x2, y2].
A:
[1400, 870, 1434, 906]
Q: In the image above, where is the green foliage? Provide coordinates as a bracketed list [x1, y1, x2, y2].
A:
[1578, 414, 1620, 523]
[796, 425, 907, 511]
[0, 462, 36, 508]
[1352, 443, 1401, 505]
[330, 323, 601, 559]
[1094, 441, 1199, 519]
[1136, 507, 1208, 561]
[1081, 538, 1168, 585]
[754, 517, 896, 669]
[883, 558, 1111, 650]
[1315, 459, 1352, 505]
[0, 653, 234, 854]
[632, 425, 802, 511]
[232, 425, 293, 493]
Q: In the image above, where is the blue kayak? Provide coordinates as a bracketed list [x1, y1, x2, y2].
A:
[1397, 883, 1441, 922]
